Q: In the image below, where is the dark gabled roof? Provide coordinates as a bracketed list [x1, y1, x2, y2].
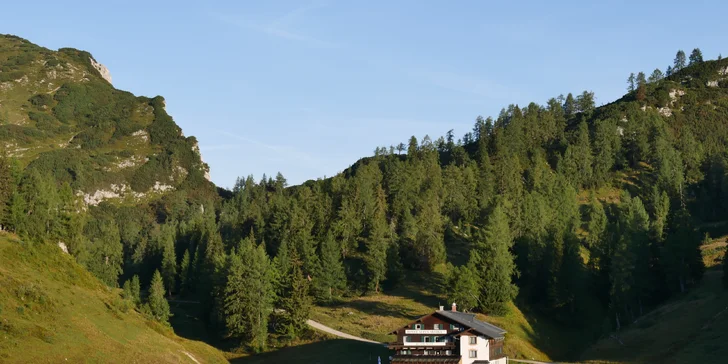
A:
[435, 310, 506, 339]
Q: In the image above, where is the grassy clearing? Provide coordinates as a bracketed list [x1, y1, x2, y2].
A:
[309, 268, 587, 362]
[0, 232, 227, 363]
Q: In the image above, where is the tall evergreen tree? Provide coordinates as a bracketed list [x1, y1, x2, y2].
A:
[224, 239, 274, 350]
[674, 50, 686, 70]
[627, 73, 636, 92]
[178, 249, 191, 295]
[161, 236, 177, 297]
[445, 262, 479, 312]
[147, 270, 170, 323]
[471, 204, 518, 314]
[663, 208, 704, 293]
[276, 250, 312, 340]
[314, 234, 346, 301]
[689, 48, 703, 65]
[648, 68, 664, 83]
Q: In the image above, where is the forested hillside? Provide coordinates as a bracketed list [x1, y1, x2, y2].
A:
[2, 34, 728, 362]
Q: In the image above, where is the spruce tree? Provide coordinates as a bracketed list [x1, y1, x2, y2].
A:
[224, 239, 274, 350]
[147, 270, 170, 323]
[674, 50, 686, 70]
[178, 249, 191, 295]
[585, 195, 607, 249]
[130, 274, 141, 306]
[277, 252, 312, 339]
[314, 234, 346, 302]
[161, 236, 177, 297]
[689, 48, 703, 65]
[663, 208, 704, 293]
[445, 262, 479, 312]
[648, 68, 664, 83]
[627, 73, 636, 92]
[471, 204, 518, 314]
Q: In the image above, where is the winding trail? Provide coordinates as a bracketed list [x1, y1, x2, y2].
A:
[306, 319, 382, 345]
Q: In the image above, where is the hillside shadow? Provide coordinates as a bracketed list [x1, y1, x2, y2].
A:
[230, 339, 390, 364]
[168, 300, 241, 354]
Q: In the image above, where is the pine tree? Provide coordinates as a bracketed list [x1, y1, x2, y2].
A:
[224, 239, 274, 350]
[471, 204, 518, 314]
[636, 72, 647, 87]
[689, 48, 703, 65]
[123, 275, 142, 307]
[82, 219, 123, 287]
[130, 274, 141, 306]
[648, 68, 664, 83]
[147, 270, 170, 323]
[314, 234, 346, 302]
[445, 262, 479, 312]
[585, 195, 607, 249]
[666, 65, 673, 77]
[161, 236, 177, 297]
[627, 73, 636, 92]
[277, 250, 312, 340]
[563, 93, 576, 117]
[178, 249, 191, 295]
[674, 50, 686, 70]
[663, 208, 704, 293]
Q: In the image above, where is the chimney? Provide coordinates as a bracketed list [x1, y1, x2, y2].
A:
[451, 302, 457, 312]
[439, 305, 444, 311]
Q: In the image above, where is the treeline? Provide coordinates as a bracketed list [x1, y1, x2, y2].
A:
[2, 51, 728, 350]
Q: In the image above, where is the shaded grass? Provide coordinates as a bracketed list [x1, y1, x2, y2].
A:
[230, 338, 391, 364]
[580, 266, 728, 364]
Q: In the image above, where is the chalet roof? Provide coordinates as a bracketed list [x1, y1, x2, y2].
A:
[435, 310, 506, 339]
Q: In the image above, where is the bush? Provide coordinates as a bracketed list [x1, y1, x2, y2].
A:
[29, 94, 54, 109]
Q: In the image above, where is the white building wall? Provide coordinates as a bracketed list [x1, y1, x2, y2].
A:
[489, 357, 507, 364]
[459, 334, 489, 364]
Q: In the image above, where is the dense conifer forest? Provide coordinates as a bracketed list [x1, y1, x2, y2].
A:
[2, 34, 728, 354]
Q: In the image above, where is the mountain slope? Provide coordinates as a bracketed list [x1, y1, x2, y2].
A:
[0, 231, 227, 363]
[0, 34, 214, 206]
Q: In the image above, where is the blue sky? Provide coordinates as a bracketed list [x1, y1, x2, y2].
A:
[4, 1, 726, 187]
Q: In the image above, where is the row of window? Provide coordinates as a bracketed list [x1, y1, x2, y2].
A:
[411, 323, 459, 330]
[403, 336, 449, 343]
[402, 336, 479, 344]
[398, 350, 454, 356]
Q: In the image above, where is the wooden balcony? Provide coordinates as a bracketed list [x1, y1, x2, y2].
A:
[387, 342, 457, 350]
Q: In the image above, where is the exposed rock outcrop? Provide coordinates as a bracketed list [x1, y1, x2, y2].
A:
[89, 57, 112, 84]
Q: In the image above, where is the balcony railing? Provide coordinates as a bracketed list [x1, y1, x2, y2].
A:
[404, 329, 447, 334]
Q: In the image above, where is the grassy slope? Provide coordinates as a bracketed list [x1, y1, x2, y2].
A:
[580, 249, 728, 364]
[0, 232, 227, 364]
[309, 269, 586, 362]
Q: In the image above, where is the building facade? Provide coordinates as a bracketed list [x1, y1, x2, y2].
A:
[388, 303, 506, 364]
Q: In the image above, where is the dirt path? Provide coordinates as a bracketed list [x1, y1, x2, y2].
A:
[306, 319, 382, 345]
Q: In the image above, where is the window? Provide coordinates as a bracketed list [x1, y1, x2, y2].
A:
[424, 336, 431, 343]
[414, 324, 422, 330]
[469, 350, 478, 358]
[469, 336, 477, 345]
[450, 324, 459, 330]
[434, 323, 443, 330]
[445, 350, 452, 355]
[423, 350, 428, 356]
[404, 336, 410, 342]
[435, 336, 444, 342]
